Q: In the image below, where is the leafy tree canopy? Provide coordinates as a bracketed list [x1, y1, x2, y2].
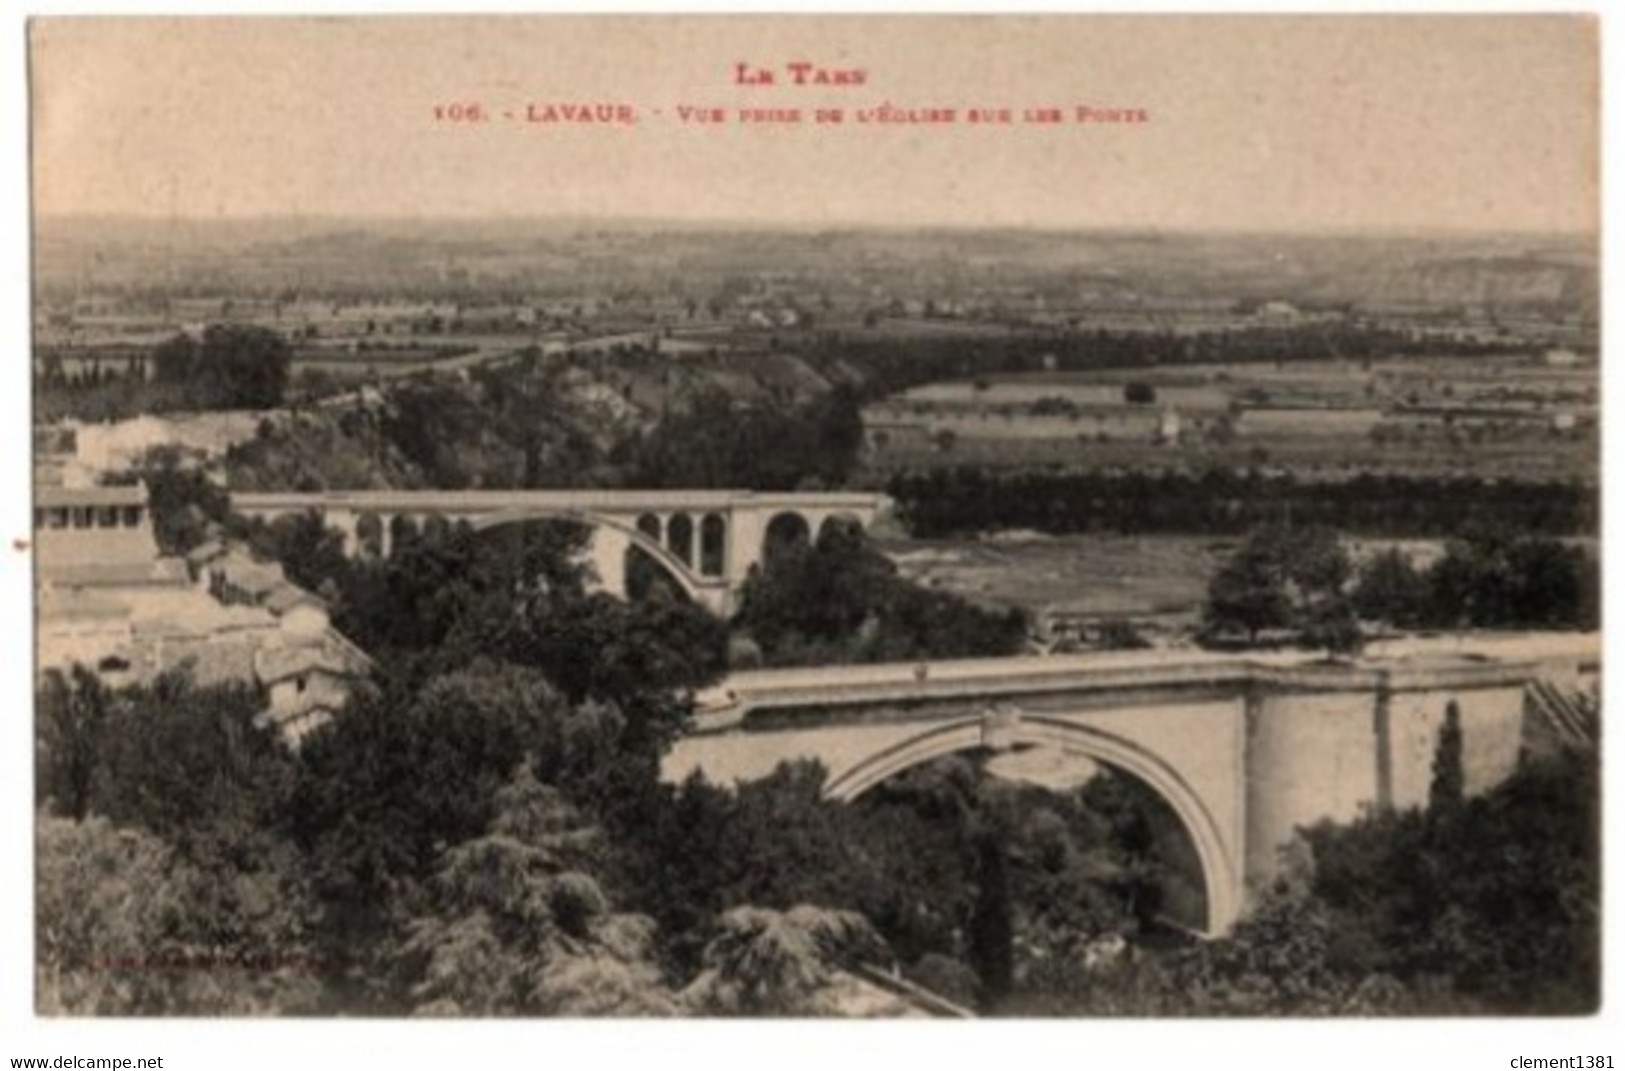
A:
[152, 324, 291, 409]
[1203, 524, 1359, 653]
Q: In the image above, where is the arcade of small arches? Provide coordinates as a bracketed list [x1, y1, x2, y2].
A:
[327, 508, 852, 573]
[229, 490, 888, 617]
[625, 508, 844, 580]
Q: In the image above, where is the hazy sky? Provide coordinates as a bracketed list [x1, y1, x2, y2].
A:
[30, 15, 1598, 232]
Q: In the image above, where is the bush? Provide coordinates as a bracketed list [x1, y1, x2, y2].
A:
[1123, 382, 1157, 405]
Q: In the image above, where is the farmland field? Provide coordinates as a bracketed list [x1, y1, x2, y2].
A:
[880, 533, 1231, 627]
[862, 353, 1598, 484]
[879, 532, 1598, 640]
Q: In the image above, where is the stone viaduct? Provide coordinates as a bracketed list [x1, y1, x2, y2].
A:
[662, 635, 1599, 936]
[231, 489, 887, 616]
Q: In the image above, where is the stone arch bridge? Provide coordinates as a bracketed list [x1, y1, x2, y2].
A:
[231, 489, 887, 616]
[662, 635, 1598, 935]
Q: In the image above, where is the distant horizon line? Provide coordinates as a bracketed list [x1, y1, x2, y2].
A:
[30, 211, 1596, 243]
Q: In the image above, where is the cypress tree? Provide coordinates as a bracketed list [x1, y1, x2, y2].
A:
[1430, 701, 1465, 814]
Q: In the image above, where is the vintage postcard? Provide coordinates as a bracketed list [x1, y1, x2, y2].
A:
[17, 10, 1606, 1055]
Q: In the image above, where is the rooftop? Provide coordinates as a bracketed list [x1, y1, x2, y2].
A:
[255, 635, 371, 686]
[215, 551, 287, 596]
[130, 600, 277, 640]
[43, 557, 190, 589]
[39, 587, 131, 623]
[265, 584, 328, 615]
[186, 538, 229, 566]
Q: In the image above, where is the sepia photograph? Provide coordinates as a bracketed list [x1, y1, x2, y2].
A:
[11, 7, 1608, 1051]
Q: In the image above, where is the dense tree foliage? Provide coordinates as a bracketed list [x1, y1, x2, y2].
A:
[392, 764, 674, 1016]
[609, 754, 1200, 1014]
[35, 672, 318, 1016]
[36, 668, 296, 854]
[106, 445, 234, 555]
[242, 514, 731, 716]
[1352, 528, 1597, 632]
[1205, 523, 1596, 650]
[151, 324, 291, 409]
[734, 520, 1028, 666]
[628, 384, 864, 490]
[37, 816, 322, 1016]
[224, 360, 866, 495]
[1203, 525, 1359, 651]
[91, 673, 295, 850]
[679, 905, 885, 1016]
[243, 509, 351, 596]
[1350, 547, 1428, 627]
[36, 666, 111, 822]
[349, 363, 613, 491]
[1421, 527, 1598, 630]
[1301, 746, 1599, 1014]
[37, 323, 292, 421]
[997, 744, 1598, 1017]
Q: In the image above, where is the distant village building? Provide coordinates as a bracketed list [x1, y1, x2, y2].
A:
[36, 482, 163, 571]
[254, 633, 372, 746]
[1255, 301, 1302, 326]
[1157, 407, 1183, 444]
[35, 473, 371, 746]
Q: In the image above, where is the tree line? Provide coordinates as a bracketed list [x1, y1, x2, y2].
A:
[793, 323, 1532, 403]
[890, 467, 1596, 540]
[1352, 527, 1598, 633]
[39, 325, 293, 423]
[1201, 523, 1597, 651]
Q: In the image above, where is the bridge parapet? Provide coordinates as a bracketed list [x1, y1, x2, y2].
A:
[689, 639, 1597, 735]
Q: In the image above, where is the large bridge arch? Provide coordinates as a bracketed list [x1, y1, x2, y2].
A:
[822, 714, 1242, 935]
[470, 506, 712, 608]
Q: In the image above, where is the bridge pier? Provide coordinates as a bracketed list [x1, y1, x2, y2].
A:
[724, 508, 769, 590]
[585, 525, 630, 600]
